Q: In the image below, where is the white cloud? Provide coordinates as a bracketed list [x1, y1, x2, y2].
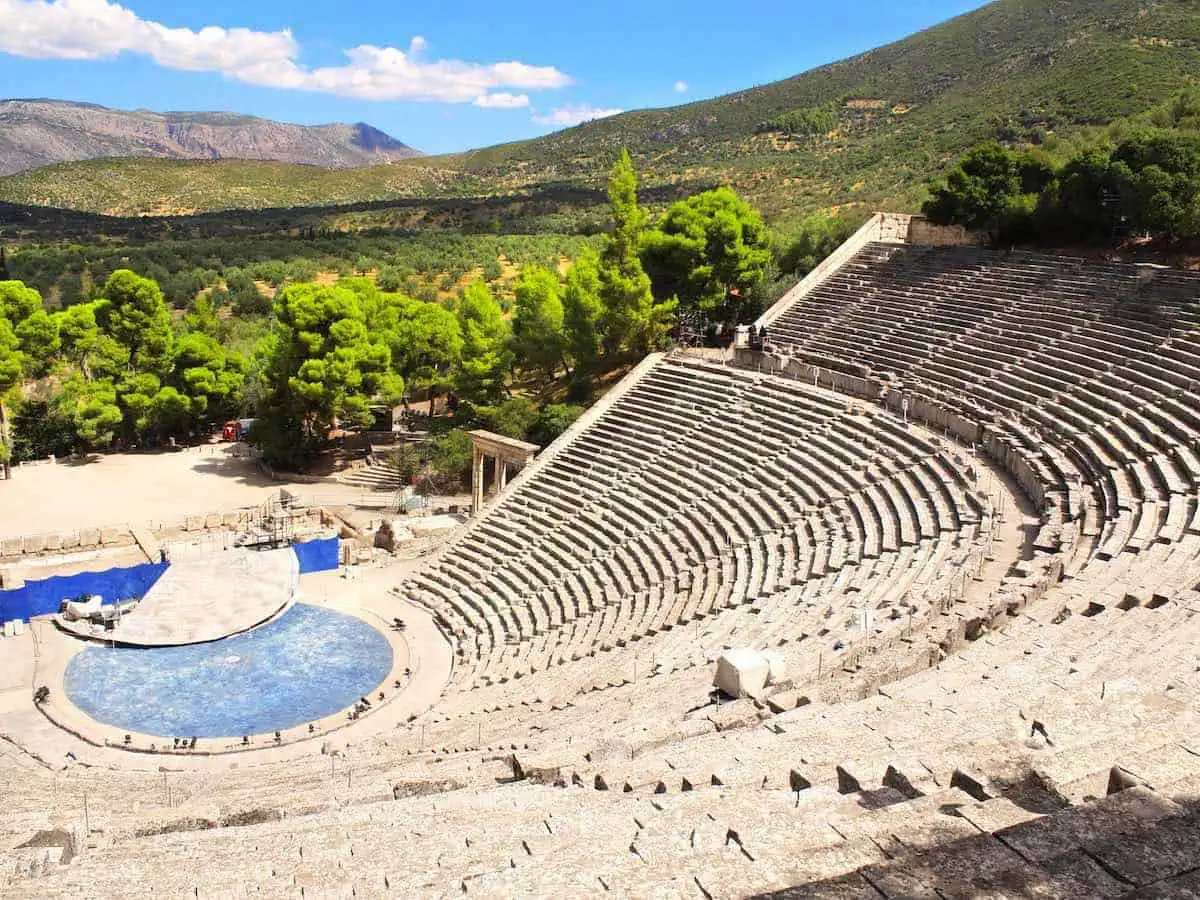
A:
[472, 92, 530, 109]
[674, 80, 688, 93]
[0, 0, 572, 104]
[532, 104, 623, 127]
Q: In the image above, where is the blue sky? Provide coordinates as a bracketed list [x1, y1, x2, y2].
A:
[0, 0, 992, 155]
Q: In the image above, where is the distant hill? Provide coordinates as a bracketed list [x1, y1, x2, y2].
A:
[1, 0, 1197, 221]
[0, 100, 420, 176]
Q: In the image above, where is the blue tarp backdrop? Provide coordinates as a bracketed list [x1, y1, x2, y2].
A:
[293, 537, 339, 574]
[0, 562, 168, 624]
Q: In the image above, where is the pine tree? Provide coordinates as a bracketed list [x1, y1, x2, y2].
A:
[562, 249, 604, 376]
[512, 264, 569, 382]
[602, 149, 647, 275]
[0, 317, 21, 477]
[455, 280, 513, 405]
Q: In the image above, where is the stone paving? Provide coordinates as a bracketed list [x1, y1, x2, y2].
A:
[0, 444, 391, 541]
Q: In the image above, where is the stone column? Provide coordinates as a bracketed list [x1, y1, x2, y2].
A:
[498, 456, 508, 491]
[472, 447, 486, 514]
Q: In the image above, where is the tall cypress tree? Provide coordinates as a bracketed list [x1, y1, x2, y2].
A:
[598, 149, 675, 360]
[603, 149, 647, 274]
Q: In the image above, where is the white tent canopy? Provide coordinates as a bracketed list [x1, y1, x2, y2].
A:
[64, 594, 103, 620]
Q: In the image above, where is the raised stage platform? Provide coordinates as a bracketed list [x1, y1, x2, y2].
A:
[57, 547, 299, 646]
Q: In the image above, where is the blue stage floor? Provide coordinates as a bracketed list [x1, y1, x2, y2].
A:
[64, 603, 393, 738]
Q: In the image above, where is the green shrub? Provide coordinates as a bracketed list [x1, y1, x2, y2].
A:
[427, 429, 473, 489]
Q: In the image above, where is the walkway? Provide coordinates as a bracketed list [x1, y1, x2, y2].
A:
[0, 445, 402, 541]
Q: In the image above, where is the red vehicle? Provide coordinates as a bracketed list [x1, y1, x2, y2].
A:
[221, 418, 258, 442]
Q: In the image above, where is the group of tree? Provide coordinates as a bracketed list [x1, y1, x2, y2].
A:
[1, 149, 780, 474]
[0, 271, 248, 466]
[925, 125, 1200, 245]
[385, 397, 586, 495]
[501, 150, 775, 388]
[250, 150, 682, 470]
[757, 105, 839, 137]
[774, 210, 869, 278]
[3, 231, 596, 317]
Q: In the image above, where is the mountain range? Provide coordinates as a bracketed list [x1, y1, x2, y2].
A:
[0, 0, 1197, 222]
[0, 99, 419, 176]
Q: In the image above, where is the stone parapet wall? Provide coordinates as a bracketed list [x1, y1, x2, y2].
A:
[981, 424, 1047, 508]
[0, 506, 329, 563]
[881, 391, 982, 447]
[756, 213, 887, 328]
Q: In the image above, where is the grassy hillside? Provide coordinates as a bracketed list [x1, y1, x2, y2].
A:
[1, 0, 1197, 224]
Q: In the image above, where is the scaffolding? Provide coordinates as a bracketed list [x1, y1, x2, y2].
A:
[239, 491, 307, 549]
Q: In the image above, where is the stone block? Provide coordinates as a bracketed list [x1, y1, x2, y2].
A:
[185, 516, 204, 532]
[79, 529, 100, 548]
[392, 778, 467, 800]
[22, 534, 47, 555]
[99, 527, 123, 546]
[374, 520, 413, 552]
[1, 538, 22, 558]
[835, 764, 863, 795]
[950, 768, 994, 802]
[204, 513, 223, 529]
[60, 532, 80, 550]
[709, 699, 763, 732]
[882, 764, 924, 800]
[222, 513, 242, 528]
[766, 690, 806, 714]
[1121, 588, 1151, 610]
[44, 532, 63, 552]
[511, 753, 565, 785]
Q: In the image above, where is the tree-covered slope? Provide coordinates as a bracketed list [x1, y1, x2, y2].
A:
[0, 157, 477, 217]
[1, 0, 1196, 222]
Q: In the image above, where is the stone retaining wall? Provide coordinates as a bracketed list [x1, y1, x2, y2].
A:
[258, 461, 328, 484]
[906, 217, 986, 247]
[1, 526, 137, 560]
[755, 212, 986, 331]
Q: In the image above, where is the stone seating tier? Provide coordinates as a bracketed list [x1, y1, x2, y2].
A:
[399, 356, 995, 695]
[8, 237, 1200, 897]
[765, 242, 1200, 645]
